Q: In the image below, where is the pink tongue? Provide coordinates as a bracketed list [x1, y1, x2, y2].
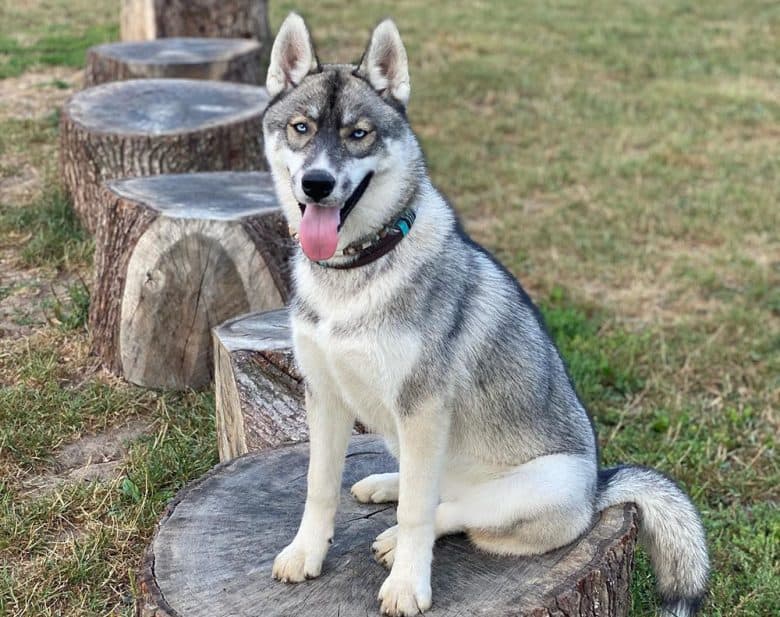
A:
[299, 204, 341, 261]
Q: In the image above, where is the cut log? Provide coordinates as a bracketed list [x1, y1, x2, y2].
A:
[120, 0, 271, 51]
[84, 38, 264, 87]
[213, 309, 306, 461]
[59, 78, 269, 234]
[90, 172, 294, 390]
[137, 435, 639, 617]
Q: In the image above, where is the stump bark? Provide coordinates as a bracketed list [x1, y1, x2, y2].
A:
[60, 78, 269, 234]
[90, 172, 294, 390]
[213, 309, 306, 461]
[137, 436, 639, 617]
[120, 0, 271, 53]
[84, 38, 264, 87]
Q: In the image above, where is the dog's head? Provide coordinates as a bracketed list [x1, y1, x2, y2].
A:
[262, 14, 422, 262]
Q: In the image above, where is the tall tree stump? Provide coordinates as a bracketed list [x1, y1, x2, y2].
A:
[84, 38, 264, 87]
[59, 78, 269, 234]
[90, 172, 294, 390]
[120, 0, 271, 73]
[137, 436, 639, 617]
[213, 309, 306, 461]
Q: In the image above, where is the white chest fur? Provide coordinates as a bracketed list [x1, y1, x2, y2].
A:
[293, 314, 422, 437]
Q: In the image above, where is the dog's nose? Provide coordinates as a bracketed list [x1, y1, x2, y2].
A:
[301, 169, 336, 202]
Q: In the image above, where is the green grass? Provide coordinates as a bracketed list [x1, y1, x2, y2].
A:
[0, 186, 92, 270]
[0, 0, 117, 78]
[0, 0, 778, 615]
[0, 25, 117, 79]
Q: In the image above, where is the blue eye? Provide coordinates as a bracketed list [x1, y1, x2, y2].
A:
[350, 128, 368, 140]
[293, 122, 308, 134]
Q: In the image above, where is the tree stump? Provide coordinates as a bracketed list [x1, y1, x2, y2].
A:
[213, 309, 306, 461]
[84, 38, 264, 87]
[90, 172, 294, 390]
[59, 78, 269, 234]
[120, 0, 271, 58]
[137, 435, 639, 617]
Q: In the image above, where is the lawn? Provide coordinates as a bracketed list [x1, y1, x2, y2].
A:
[0, 1, 778, 615]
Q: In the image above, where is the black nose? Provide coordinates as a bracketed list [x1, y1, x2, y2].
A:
[301, 169, 336, 202]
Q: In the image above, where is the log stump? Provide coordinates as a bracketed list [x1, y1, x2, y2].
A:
[137, 436, 639, 617]
[91, 172, 294, 390]
[213, 309, 306, 461]
[120, 0, 271, 53]
[85, 38, 264, 87]
[60, 78, 269, 233]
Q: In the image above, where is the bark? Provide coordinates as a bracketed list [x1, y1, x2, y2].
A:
[84, 38, 264, 87]
[137, 436, 639, 617]
[213, 309, 307, 461]
[90, 172, 293, 390]
[59, 78, 268, 234]
[120, 0, 272, 71]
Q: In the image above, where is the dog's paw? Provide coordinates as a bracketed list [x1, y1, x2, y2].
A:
[351, 473, 399, 504]
[272, 541, 326, 583]
[372, 525, 398, 569]
[378, 572, 432, 616]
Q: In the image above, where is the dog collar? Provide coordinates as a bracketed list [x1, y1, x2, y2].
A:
[314, 207, 416, 270]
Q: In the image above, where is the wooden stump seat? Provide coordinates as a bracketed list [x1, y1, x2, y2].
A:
[137, 436, 639, 617]
[85, 38, 264, 87]
[121, 0, 271, 45]
[213, 308, 306, 461]
[90, 172, 293, 390]
[60, 78, 269, 233]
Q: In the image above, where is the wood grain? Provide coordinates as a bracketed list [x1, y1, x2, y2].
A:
[85, 38, 264, 86]
[59, 79, 268, 233]
[138, 436, 639, 617]
[213, 309, 307, 460]
[120, 0, 271, 45]
[90, 172, 293, 390]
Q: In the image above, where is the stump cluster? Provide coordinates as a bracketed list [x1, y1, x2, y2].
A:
[60, 78, 269, 234]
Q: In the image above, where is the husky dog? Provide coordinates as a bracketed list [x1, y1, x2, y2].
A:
[263, 13, 709, 617]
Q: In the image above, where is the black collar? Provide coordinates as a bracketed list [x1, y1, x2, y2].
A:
[314, 208, 416, 270]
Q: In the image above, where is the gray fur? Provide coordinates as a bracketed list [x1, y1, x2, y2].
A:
[264, 14, 709, 615]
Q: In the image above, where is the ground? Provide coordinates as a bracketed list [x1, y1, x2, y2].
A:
[0, 1, 778, 616]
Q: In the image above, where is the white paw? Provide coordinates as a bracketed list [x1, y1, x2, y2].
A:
[351, 473, 399, 504]
[271, 540, 326, 583]
[372, 525, 398, 569]
[378, 572, 432, 616]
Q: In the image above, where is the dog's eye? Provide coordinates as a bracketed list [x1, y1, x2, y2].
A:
[293, 122, 308, 134]
[350, 128, 367, 140]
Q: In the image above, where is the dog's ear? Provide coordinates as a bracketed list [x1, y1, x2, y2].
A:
[266, 13, 318, 97]
[357, 19, 410, 107]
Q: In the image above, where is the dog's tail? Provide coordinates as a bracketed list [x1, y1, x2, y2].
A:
[597, 465, 709, 617]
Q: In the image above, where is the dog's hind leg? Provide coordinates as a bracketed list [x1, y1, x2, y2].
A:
[351, 472, 399, 503]
[372, 452, 596, 567]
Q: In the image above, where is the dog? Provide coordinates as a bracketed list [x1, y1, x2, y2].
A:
[262, 13, 710, 617]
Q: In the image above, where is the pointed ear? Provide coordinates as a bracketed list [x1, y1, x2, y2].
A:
[266, 13, 318, 97]
[357, 19, 410, 107]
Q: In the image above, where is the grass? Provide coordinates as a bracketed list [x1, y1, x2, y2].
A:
[0, 186, 92, 271]
[0, 0, 117, 79]
[0, 0, 778, 615]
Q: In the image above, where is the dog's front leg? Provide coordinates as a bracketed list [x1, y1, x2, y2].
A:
[378, 400, 447, 616]
[272, 388, 353, 582]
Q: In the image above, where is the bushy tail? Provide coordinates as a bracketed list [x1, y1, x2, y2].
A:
[597, 465, 709, 617]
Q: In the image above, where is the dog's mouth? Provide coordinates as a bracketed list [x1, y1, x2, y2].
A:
[297, 172, 373, 261]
